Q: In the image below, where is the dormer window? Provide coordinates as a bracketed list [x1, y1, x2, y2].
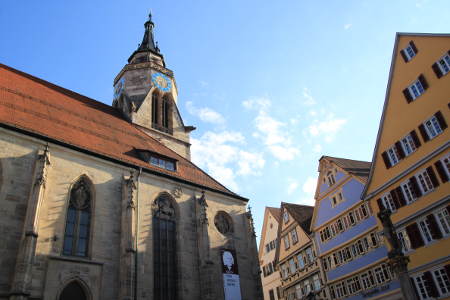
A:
[135, 149, 177, 172]
[150, 155, 176, 171]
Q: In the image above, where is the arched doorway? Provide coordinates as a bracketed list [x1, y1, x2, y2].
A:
[59, 281, 87, 300]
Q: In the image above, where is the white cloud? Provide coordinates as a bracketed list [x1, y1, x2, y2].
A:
[191, 131, 265, 191]
[199, 80, 209, 87]
[344, 23, 352, 30]
[186, 101, 225, 125]
[287, 178, 299, 195]
[243, 97, 299, 161]
[302, 87, 316, 106]
[313, 144, 322, 153]
[307, 113, 347, 143]
[298, 176, 318, 206]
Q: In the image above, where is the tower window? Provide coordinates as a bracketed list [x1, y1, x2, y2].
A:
[162, 96, 170, 129]
[152, 93, 159, 125]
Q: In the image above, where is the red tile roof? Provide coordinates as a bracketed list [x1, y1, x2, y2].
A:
[0, 64, 245, 201]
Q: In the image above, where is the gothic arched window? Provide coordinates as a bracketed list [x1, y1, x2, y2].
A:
[162, 95, 170, 129]
[59, 281, 88, 300]
[152, 92, 159, 126]
[63, 176, 92, 257]
[153, 193, 177, 300]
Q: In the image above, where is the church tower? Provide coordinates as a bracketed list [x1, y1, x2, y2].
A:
[113, 13, 195, 159]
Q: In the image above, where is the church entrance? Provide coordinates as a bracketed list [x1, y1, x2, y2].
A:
[59, 281, 87, 300]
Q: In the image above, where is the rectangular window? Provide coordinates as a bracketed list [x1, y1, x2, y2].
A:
[418, 218, 434, 244]
[291, 229, 298, 244]
[370, 232, 379, 247]
[295, 284, 302, 299]
[306, 248, 314, 263]
[440, 154, 450, 178]
[282, 264, 289, 278]
[402, 42, 417, 61]
[284, 235, 290, 250]
[401, 133, 417, 156]
[414, 274, 432, 299]
[327, 172, 336, 186]
[269, 289, 276, 300]
[283, 211, 289, 223]
[424, 116, 443, 139]
[435, 208, 450, 236]
[361, 203, 369, 218]
[433, 268, 450, 296]
[436, 53, 450, 76]
[387, 146, 400, 166]
[336, 219, 343, 232]
[397, 230, 411, 253]
[401, 181, 417, 204]
[348, 212, 356, 226]
[347, 276, 362, 295]
[313, 274, 321, 291]
[297, 253, 305, 269]
[381, 192, 397, 212]
[289, 258, 296, 274]
[415, 169, 435, 194]
[408, 79, 425, 100]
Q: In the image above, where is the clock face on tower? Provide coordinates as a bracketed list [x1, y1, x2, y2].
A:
[151, 72, 171, 92]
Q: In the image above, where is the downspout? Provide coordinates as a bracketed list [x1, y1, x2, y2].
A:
[134, 167, 142, 300]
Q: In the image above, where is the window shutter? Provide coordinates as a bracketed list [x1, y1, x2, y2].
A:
[418, 124, 430, 142]
[434, 160, 449, 183]
[410, 130, 421, 148]
[418, 74, 429, 90]
[410, 41, 418, 54]
[395, 186, 406, 207]
[390, 189, 401, 209]
[377, 198, 385, 211]
[426, 214, 443, 240]
[406, 223, 424, 249]
[395, 141, 405, 159]
[447, 205, 450, 216]
[423, 271, 439, 297]
[402, 88, 413, 103]
[432, 62, 444, 78]
[434, 111, 448, 130]
[400, 49, 408, 62]
[426, 166, 440, 187]
[381, 151, 391, 169]
[409, 176, 422, 198]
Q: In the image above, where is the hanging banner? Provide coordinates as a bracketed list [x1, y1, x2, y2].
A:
[221, 249, 242, 300]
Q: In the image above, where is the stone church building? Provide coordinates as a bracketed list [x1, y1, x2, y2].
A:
[0, 14, 262, 300]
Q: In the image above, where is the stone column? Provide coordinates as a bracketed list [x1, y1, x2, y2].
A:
[10, 146, 51, 300]
[378, 209, 418, 300]
[119, 172, 137, 300]
[246, 206, 264, 300]
[195, 191, 215, 300]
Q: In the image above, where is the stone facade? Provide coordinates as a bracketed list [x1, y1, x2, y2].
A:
[0, 12, 262, 300]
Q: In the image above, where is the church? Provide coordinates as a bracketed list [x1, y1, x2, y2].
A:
[0, 13, 263, 300]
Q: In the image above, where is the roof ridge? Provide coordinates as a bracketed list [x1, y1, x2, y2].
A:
[322, 155, 371, 164]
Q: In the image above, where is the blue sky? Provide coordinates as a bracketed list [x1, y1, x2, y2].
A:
[1, 0, 449, 239]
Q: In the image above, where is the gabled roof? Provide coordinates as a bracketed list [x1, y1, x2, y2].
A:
[321, 156, 371, 181]
[0, 64, 246, 201]
[282, 203, 314, 234]
[361, 32, 450, 200]
[267, 207, 281, 223]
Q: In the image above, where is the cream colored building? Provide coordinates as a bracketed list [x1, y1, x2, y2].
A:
[275, 203, 326, 300]
[259, 207, 282, 300]
[0, 14, 262, 300]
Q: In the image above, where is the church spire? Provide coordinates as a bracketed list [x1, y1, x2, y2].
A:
[138, 12, 160, 54]
[128, 12, 161, 63]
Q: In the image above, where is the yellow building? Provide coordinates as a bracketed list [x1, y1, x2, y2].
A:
[275, 203, 326, 300]
[259, 207, 283, 300]
[362, 33, 450, 299]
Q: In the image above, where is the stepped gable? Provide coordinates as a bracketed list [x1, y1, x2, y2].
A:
[0, 63, 244, 201]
